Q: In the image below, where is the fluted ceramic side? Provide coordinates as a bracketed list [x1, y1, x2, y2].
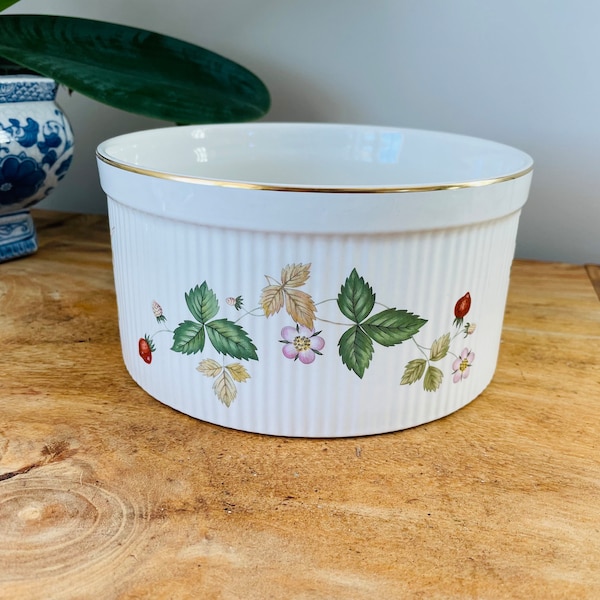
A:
[108, 197, 521, 437]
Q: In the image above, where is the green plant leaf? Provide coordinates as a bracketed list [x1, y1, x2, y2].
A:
[337, 269, 376, 323]
[185, 282, 219, 324]
[338, 325, 374, 378]
[0, 15, 270, 123]
[0, 0, 20, 12]
[205, 319, 258, 361]
[171, 320, 205, 355]
[362, 309, 427, 347]
[429, 332, 451, 362]
[400, 359, 427, 385]
[423, 365, 443, 392]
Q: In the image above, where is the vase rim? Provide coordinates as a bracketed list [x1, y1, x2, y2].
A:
[0, 74, 55, 83]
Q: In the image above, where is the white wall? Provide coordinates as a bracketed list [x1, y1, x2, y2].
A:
[8, 0, 600, 264]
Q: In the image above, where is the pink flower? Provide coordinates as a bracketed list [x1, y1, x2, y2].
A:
[280, 324, 325, 364]
[452, 348, 475, 383]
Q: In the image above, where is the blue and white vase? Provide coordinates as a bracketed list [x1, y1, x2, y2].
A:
[0, 75, 74, 262]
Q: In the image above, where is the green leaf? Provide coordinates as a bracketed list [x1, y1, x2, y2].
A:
[171, 320, 205, 355]
[338, 325, 374, 378]
[337, 269, 376, 323]
[423, 365, 444, 392]
[205, 319, 258, 361]
[185, 282, 219, 324]
[0, 15, 270, 124]
[429, 332, 451, 362]
[362, 309, 427, 347]
[0, 0, 20, 12]
[400, 359, 427, 385]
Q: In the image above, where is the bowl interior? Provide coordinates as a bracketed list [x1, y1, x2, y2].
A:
[97, 123, 533, 191]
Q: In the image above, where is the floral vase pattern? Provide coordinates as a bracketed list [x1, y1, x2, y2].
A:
[0, 75, 74, 262]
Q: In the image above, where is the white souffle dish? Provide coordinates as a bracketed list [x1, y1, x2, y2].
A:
[96, 123, 533, 437]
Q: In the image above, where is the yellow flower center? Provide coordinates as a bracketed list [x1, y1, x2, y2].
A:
[293, 336, 311, 352]
[459, 358, 469, 372]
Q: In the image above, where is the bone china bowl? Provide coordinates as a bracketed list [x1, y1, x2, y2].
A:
[96, 123, 533, 437]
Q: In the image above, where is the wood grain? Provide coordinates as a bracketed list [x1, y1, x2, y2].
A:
[1, 211, 600, 599]
[586, 264, 600, 301]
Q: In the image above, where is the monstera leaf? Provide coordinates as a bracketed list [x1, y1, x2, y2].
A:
[0, 15, 270, 124]
[0, 1, 20, 11]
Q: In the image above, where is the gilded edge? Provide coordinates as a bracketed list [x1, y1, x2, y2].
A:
[96, 152, 533, 194]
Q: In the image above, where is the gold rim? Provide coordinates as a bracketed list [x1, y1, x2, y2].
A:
[96, 152, 533, 194]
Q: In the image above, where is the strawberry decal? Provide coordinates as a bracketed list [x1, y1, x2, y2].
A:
[152, 300, 167, 323]
[138, 335, 155, 364]
[453, 292, 471, 328]
[137, 272, 480, 401]
[226, 295, 244, 310]
[401, 291, 478, 392]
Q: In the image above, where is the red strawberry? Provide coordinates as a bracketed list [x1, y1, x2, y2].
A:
[138, 336, 155, 364]
[453, 292, 471, 327]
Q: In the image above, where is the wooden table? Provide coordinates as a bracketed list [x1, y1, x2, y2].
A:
[1, 211, 600, 600]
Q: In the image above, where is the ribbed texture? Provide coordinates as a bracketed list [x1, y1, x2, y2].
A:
[108, 198, 521, 437]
